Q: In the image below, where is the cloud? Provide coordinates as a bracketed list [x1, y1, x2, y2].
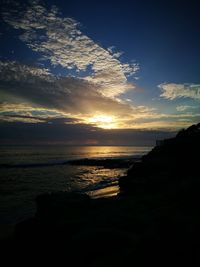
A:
[0, 60, 53, 82]
[1, 1, 199, 132]
[2, 0, 139, 97]
[0, 60, 135, 121]
[176, 105, 198, 112]
[1, 60, 200, 130]
[1, 59, 200, 131]
[0, 102, 68, 123]
[0, 113, 78, 124]
[122, 120, 194, 130]
[0, 119, 176, 146]
[159, 83, 200, 100]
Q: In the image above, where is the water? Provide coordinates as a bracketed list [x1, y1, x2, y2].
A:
[0, 145, 151, 224]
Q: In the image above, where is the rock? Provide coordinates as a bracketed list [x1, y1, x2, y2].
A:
[119, 122, 200, 195]
[36, 192, 91, 221]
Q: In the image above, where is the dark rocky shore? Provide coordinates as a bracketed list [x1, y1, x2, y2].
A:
[68, 157, 136, 168]
[1, 123, 200, 266]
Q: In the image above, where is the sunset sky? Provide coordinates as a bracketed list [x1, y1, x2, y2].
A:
[0, 0, 200, 145]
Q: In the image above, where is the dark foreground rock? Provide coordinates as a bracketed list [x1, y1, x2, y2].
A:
[1, 123, 200, 266]
[119, 122, 200, 194]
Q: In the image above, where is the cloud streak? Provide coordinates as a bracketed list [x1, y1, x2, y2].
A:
[0, 119, 176, 146]
[176, 105, 198, 112]
[159, 83, 200, 100]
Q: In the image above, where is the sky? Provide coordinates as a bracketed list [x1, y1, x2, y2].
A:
[0, 0, 200, 145]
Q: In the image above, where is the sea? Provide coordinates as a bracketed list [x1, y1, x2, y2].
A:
[0, 145, 151, 224]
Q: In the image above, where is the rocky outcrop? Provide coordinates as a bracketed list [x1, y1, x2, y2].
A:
[119, 122, 200, 195]
[68, 157, 135, 168]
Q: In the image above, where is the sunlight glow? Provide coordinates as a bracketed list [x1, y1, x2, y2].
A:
[87, 115, 117, 129]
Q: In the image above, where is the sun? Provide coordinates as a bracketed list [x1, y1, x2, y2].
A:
[87, 115, 117, 129]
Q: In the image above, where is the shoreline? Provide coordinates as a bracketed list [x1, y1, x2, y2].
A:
[0, 156, 136, 225]
[0, 156, 139, 169]
[1, 123, 200, 266]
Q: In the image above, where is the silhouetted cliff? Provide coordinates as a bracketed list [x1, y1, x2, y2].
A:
[120, 122, 200, 194]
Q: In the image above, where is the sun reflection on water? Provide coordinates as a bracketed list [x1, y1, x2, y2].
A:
[87, 185, 120, 199]
[79, 166, 125, 198]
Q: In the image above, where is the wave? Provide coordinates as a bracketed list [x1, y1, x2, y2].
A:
[70, 176, 121, 199]
[77, 176, 119, 193]
[0, 155, 141, 169]
[0, 160, 69, 168]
